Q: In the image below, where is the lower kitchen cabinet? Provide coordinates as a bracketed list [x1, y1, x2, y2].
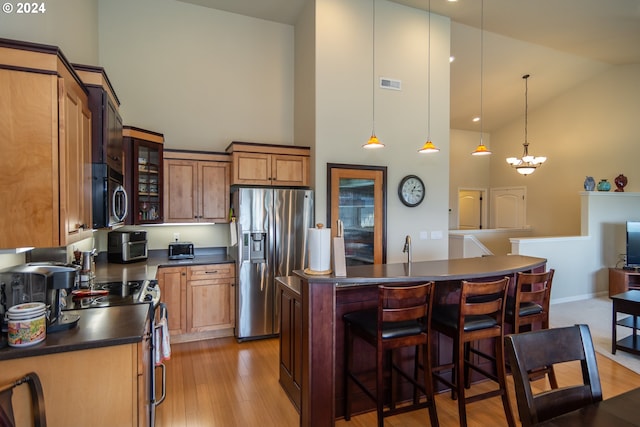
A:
[157, 263, 235, 342]
[277, 277, 303, 411]
[187, 263, 235, 333]
[0, 344, 143, 427]
[156, 266, 188, 335]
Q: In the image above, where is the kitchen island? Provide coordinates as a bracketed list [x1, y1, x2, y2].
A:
[283, 254, 546, 427]
[0, 304, 151, 427]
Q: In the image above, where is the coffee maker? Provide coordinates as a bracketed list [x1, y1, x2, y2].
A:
[0, 263, 80, 332]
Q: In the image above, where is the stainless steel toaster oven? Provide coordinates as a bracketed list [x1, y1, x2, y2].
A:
[168, 242, 194, 260]
[108, 230, 148, 263]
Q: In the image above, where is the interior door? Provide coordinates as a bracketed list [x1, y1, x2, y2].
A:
[327, 164, 387, 265]
[490, 187, 526, 229]
[458, 189, 486, 229]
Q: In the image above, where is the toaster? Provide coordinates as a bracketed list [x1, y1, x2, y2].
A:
[168, 242, 195, 260]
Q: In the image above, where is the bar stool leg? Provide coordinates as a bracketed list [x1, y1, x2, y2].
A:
[423, 343, 440, 426]
[376, 346, 384, 427]
[456, 338, 469, 427]
[495, 336, 516, 427]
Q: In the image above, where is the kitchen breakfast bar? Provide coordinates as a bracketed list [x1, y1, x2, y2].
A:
[277, 254, 547, 427]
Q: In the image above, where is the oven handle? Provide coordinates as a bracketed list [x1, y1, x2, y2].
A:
[155, 362, 166, 406]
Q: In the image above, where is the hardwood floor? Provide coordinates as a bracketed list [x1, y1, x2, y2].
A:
[156, 337, 640, 427]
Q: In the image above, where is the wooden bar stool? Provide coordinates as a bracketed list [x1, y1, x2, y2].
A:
[431, 277, 515, 427]
[505, 269, 557, 388]
[343, 282, 439, 427]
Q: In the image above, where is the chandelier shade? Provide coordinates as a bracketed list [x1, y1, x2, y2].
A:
[506, 74, 546, 175]
[363, 134, 385, 149]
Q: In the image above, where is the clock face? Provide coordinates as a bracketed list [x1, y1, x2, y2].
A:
[398, 175, 425, 207]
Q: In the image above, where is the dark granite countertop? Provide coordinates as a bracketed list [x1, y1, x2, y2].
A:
[94, 247, 235, 282]
[276, 276, 301, 295]
[292, 254, 547, 285]
[0, 304, 151, 361]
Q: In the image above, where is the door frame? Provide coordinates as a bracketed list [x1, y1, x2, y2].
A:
[327, 163, 387, 264]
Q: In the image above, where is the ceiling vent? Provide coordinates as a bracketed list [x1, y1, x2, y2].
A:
[380, 77, 401, 91]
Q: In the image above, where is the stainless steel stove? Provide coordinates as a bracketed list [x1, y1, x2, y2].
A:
[63, 279, 160, 310]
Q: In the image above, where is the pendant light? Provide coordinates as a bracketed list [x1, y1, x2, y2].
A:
[418, 0, 439, 154]
[471, 0, 491, 156]
[363, 0, 384, 149]
[506, 74, 547, 175]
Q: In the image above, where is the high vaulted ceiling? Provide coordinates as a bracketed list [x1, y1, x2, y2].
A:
[177, 0, 640, 132]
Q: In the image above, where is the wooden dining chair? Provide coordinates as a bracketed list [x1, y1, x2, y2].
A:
[0, 372, 46, 427]
[504, 324, 602, 426]
[343, 282, 439, 427]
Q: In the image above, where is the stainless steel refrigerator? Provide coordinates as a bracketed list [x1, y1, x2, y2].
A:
[232, 187, 314, 340]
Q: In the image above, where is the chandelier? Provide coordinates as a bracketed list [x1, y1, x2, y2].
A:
[506, 74, 546, 175]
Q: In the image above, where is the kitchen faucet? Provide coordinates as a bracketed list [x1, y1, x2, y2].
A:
[403, 235, 412, 264]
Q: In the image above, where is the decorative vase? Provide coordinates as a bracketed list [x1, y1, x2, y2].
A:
[584, 176, 595, 191]
[597, 179, 611, 192]
[615, 174, 628, 192]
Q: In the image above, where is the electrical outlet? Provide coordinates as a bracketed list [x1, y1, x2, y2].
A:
[173, 233, 180, 242]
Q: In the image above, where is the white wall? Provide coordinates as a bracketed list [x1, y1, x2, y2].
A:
[512, 192, 640, 302]
[313, 0, 451, 262]
[97, 0, 294, 151]
[0, 0, 99, 64]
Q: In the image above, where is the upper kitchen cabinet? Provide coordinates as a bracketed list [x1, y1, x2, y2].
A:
[226, 141, 310, 187]
[73, 64, 125, 229]
[164, 150, 231, 223]
[0, 38, 93, 249]
[123, 127, 164, 224]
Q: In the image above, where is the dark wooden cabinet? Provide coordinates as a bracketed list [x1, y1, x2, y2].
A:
[74, 64, 125, 229]
[277, 277, 303, 411]
[123, 126, 164, 224]
[74, 64, 124, 173]
[609, 268, 640, 297]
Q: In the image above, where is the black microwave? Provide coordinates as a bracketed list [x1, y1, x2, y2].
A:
[107, 230, 147, 263]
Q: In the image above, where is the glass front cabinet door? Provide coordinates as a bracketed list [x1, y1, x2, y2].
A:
[123, 126, 164, 225]
[328, 164, 387, 265]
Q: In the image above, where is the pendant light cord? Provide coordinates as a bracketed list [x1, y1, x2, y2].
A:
[372, 0, 376, 135]
[524, 74, 529, 149]
[479, 0, 484, 145]
[427, 0, 431, 139]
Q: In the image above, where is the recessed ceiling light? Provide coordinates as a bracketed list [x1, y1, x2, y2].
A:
[448, 0, 458, 2]
[449, 56, 455, 63]
[472, 117, 480, 122]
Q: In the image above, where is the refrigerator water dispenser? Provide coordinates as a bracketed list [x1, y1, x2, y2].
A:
[242, 232, 266, 263]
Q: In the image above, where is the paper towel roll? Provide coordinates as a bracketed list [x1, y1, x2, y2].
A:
[308, 225, 331, 272]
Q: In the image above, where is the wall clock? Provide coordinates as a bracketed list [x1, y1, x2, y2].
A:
[398, 175, 425, 207]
